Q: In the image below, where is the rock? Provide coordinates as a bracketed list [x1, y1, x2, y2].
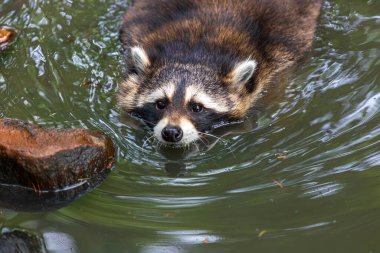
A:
[0, 230, 47, 253]
[0, 26, 16, 50]
[0, 118, 115, 191]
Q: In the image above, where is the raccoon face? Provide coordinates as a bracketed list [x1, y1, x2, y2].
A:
[118, 47, 257, 146]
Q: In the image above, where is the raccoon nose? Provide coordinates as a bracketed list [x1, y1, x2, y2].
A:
[162, 126, 183, 143]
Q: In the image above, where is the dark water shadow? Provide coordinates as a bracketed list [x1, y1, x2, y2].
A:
[0, 170, 110, 212]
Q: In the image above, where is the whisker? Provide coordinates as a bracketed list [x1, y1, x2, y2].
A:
[198, 136, 208, 146]
[198, 135, 212, 147]
[199, 131, 237, 159]
[199, 132, 228, 144]
[141, 118, 156, 125]
[142, 133, 156, 147]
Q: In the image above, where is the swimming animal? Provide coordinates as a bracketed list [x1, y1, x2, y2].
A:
[118, 0, 322, 146]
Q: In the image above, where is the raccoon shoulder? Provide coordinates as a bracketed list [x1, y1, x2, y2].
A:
[120, 0, 322, 69]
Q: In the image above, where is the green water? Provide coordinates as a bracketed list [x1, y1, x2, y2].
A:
[1, 0, 380, 252]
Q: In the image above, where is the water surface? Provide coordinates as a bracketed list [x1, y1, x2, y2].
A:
[1, 0, 380, 252]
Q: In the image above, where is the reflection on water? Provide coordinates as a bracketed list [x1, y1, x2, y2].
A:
[0, 170, 110, 212]
[1, 0, 380, 252]
[43, 232, 79, 253]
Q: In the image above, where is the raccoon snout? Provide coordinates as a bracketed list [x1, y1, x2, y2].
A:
[162, 126, 183, 143]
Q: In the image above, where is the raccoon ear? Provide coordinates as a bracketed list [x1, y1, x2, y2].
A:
[229, 59, 257, 88]
[130, 46, 150, 75]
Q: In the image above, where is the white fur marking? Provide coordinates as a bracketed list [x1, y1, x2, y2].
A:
[231, 59, 257, 85]
[137, 83, 176, 107]
[185, 86, 229, 113]
[153, 117, 169, 143]
[153, 117, 199, 145]
[163, 82, 176, 100]
[131, 46, 150, 73]
[179, 118, 199, 144]
[145, 89, 165, 104]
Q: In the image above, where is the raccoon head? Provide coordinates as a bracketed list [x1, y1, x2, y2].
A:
[118, 46, 258, 146]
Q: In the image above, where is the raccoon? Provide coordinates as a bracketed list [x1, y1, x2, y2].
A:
[118, 0, 322, 146]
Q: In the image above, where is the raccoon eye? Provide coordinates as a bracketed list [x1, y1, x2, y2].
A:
[190, 103, 203, 113]
[156, 100, 167, 110]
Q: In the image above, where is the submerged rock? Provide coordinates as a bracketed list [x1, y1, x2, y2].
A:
[0, 229, 47, 253]
[0, 118, 115, 191]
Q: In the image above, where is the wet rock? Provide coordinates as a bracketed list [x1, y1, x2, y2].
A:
[0, 26, 16, 50]
[0, 229, 47, 253]
[0, 118, 115, 191]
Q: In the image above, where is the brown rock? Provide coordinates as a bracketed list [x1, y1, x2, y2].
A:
[0, 27, 16, 50]
[0, 118, 115, 191]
